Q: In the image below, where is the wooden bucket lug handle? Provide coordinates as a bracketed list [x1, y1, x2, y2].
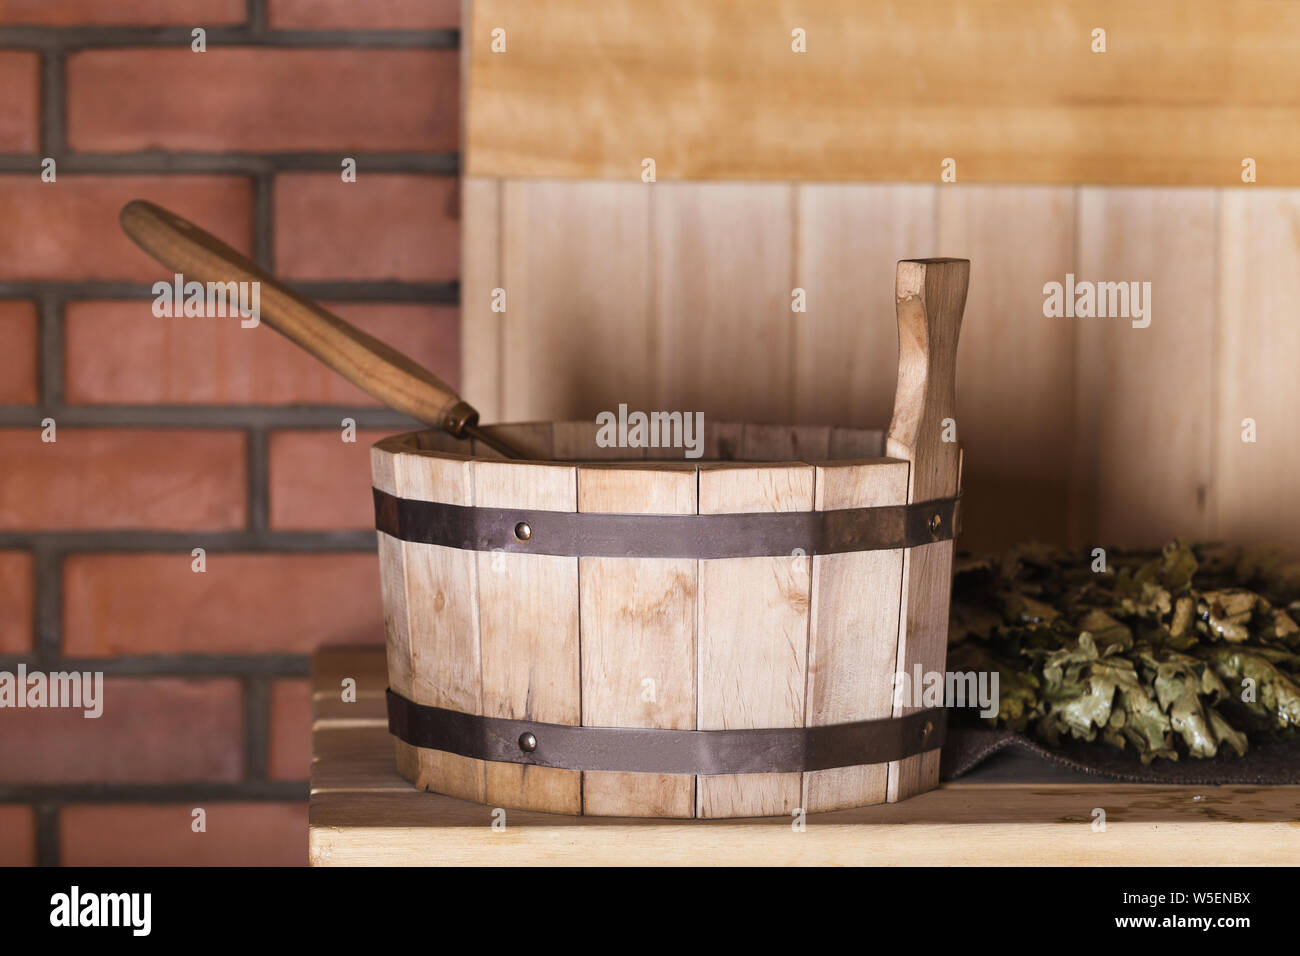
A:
[886, 258, 970, 503]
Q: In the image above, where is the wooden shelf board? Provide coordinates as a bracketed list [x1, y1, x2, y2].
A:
[309, 648, 1300, 866]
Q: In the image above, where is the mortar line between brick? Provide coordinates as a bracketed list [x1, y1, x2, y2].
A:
[248, 0, 268, 34]
[243, 674, 271, 780]
[34, 545, 62, 665]
[0, 279, 458, 302]
[0, 28, 459, 50]
[0, 654, 314, 677]
[0, 531, 378, 551]
[38, 49, 64, 158]
[35, 802, 59, 867]
[0, 152, 460, 174]
[0, 406, 420, 428]
[247, 425, 270, 534]
[2, 782, 309, 804]
[37, 289, 63, 409]
[254, 171, 274, 271]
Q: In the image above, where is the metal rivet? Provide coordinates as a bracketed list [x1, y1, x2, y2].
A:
[518, 732, 537, 753]
[928, 513, 942, 534]
[921, 720, 934, 740]
[514, 521, 532, 542]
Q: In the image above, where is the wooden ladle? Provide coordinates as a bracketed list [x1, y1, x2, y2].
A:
[119, 200, 522, 459]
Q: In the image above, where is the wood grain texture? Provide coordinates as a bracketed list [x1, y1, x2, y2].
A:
[795, 185, 936, 426]
[886, 259, 967, 802]
[552, 418, 644, 461]
[460, 0, 1300, 554]
[577, 463, 698, 816]
[696, 462, 813, 818]
[471, 421, 554, 460]
[803, 458, 909, 812]
[886, 259, 968, 500]
[459, 422, 894, 464]
[458, 178, 948, 475]
[740, 423, 830, 462]
[371, 441, 409, 698]
[370, 443, 421, 780]
[937, 186, 1075, 549]
[829, 428, 884, 460]
[1216, 189, 1300, 545]
[500, 181, 652, 422]
[1071, 188, 1217, 547]
[886, 539, 954, 802]
[474, 458, 581, 812]
[308, 657, 1300, 866]
[466, 0, 1300, 185]
[394, 450, 486, 804]
[460, 177, 503, 422]
[456, 179, 1300, 552]
[653, 183, 794, 422]
[312, 772, 1300, 866]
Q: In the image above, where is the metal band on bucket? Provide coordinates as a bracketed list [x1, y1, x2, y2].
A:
[386, 689, 945, 775]
[373, 488, 959, 559]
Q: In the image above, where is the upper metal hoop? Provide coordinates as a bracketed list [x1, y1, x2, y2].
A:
[373, 489, 959, 559]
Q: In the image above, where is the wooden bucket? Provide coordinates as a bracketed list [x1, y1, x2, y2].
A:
[371, 258, 968, 818]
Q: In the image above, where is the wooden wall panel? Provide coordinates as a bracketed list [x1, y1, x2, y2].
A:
[652, 183, 794, 422]
[499, 181, 653, 422]
[466, 0, 1300, 186]
[461, 177, 503, 422]
[1072, 188, 1218, 548]
[460, 0, 1300, 552]
[794, 185, 936, 427]
[937, 186, 1076, 549]
[462, 180, 1300, 551]
[1216, 190, 1300, 545]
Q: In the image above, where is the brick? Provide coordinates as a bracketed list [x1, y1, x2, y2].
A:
[0, 0, 245, 25]
[269, 429, 391, 530]
[61, 803, 307, 866]
[269, 679, 311, 780]
[0, 301, 38, 404]
[65, 301, 459, 405]
[69, 49, 457, 153]
[63, 553, 382, 655]
[0, 175, 252, 281]
[0, 53, 38, 152]
[0, 678, 242, 783]
[0, 428, 246, 531]
[275, 174, 458, 281]
[0, 552, 34, 655]
[270, 0, 458, 29]
[0, 806, 35, 866]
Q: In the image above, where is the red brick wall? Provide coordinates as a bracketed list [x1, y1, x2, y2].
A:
[0, 1, 459, 866]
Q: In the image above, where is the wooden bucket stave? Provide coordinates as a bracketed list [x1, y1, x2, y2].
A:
[372, 258, 968, 818]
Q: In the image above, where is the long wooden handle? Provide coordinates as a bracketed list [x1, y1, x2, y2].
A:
[886, 257, 969, 502]
[119, 200, 478, 435]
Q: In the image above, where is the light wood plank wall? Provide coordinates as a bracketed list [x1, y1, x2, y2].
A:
[460, 1, 1300, 552]
[464, 182, 1298, 551]
[465, 0, 1300, 186]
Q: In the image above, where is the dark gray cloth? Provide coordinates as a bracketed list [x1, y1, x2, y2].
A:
[941, 726, 1300, 785]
